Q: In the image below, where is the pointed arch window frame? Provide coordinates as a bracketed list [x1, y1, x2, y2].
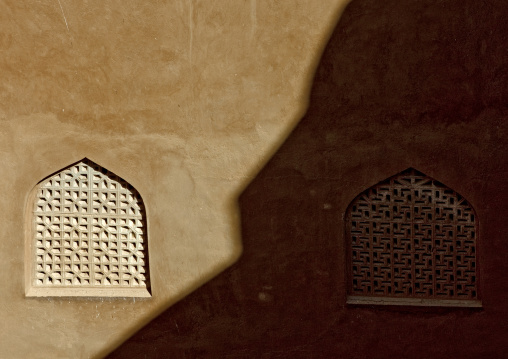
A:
[25, 158, 151, 298]
[345, 168, 481, 307]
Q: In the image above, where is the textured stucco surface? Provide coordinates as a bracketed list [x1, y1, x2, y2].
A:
[0, 1, 349, 358]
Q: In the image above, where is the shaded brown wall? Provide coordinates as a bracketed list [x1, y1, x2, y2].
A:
[109, 1, 508, 358]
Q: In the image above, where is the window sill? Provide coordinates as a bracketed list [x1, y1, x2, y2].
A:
[26, 286, 151, 298]
[347, 295, 482, 308]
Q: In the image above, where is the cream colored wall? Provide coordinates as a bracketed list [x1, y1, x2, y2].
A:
[0, 1, 349, 357]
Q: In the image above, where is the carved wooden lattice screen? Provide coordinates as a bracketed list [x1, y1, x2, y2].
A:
[27, 159, 150, 297]
[346, 168, 480, 307]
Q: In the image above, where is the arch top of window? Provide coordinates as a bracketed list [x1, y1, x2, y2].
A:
[346, 168, 480, 308]
[25, 158, 151, 298]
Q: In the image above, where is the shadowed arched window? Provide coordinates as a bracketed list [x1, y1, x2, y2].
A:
[346, 168, 479, 307]
[26, 158, 150, 297]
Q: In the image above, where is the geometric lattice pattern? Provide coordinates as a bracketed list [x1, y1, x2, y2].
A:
[347, 168, 478, 301]
[32, 159, 148, 289]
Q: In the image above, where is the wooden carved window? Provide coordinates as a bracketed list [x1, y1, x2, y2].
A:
[26, 159, 150, 297]
[346, 168, 480, 307]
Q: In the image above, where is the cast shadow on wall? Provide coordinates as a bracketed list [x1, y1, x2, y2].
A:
[107, 0, 508, 358]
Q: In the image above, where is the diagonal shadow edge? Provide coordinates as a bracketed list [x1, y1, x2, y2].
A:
[100, 2, 353, 358]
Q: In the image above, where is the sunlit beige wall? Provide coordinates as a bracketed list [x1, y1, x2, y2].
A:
[0, 1, 350, 357]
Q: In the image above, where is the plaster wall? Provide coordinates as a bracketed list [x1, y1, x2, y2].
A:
[0, 1, 350, 357]
[109, 1, 508, 358]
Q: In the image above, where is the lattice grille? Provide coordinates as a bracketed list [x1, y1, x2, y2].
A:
[347, 168, 478, 301]
[32, 159, 148, 289]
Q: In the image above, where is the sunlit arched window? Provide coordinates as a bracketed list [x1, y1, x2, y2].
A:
[346, 168, 479, 307]
[26, 158, 150, 297]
